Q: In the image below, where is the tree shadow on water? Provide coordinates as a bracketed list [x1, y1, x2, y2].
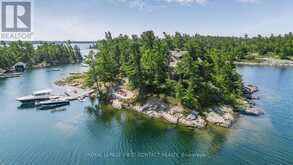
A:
[205, 126, 231, 157]
[84, 103, 232, 162]
[164, 124, 232, 162]
[84, 104, 124, 125]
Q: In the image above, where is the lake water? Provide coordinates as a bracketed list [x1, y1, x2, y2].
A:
[0, 64, 292, 165]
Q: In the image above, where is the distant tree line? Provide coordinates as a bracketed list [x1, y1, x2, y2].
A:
[85, 31, 244, 110]
[0, 41, 82, 69]
[159, 32, 293, 60]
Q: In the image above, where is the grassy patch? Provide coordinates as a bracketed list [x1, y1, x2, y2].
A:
[55, 73, 87, 88]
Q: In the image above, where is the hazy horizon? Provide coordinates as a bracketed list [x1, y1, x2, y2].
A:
[27, 0, 293, 40]
[5, 32, 293, 42]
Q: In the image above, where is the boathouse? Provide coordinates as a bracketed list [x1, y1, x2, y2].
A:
[13, 62, 27, 72]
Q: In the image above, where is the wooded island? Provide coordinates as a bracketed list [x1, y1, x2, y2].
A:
[0, 41, 82, 70]
[59, 31, 269, 128]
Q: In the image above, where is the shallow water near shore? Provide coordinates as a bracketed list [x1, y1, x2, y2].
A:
[0, 64, 293, 165]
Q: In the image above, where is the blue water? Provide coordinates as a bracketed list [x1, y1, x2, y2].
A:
[0, 65, 292, 165]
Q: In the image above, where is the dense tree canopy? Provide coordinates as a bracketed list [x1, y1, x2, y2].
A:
[172, 32, 293, 60]
[0, 41, 82, 69]
[86, 31, 250, 110]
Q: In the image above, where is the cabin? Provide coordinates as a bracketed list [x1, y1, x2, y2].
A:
[13, 62, 27, 72]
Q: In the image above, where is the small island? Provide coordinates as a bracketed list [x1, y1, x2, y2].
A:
[57, 31, 264, 129]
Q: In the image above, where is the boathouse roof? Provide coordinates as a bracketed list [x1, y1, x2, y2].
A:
[14, 62, 27, 67]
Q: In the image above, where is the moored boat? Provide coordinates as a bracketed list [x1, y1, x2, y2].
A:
[16, 90, 53, 104]
[0, 72, 22, 79]
[36, 99, 70, 110]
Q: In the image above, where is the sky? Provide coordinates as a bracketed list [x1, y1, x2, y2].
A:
[31, 0, 293, 40]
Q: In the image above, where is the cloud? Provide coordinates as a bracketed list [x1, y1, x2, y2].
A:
[115, 0, 260, 9]
[115, 0, 208, 9]
[117, 0, 145, 9]
[163, 0, 208, 5]
[237, 0, 259, 3]
[167, 0, 260, 5]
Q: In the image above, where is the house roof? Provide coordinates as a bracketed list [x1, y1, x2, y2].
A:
[14, 62, 27, 67]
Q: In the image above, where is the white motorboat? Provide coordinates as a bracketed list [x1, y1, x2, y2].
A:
[16, 90, 53, 104]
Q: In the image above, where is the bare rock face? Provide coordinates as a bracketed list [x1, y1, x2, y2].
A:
[161, 112, 180, 124]
[111, 99, 123, 109]
[240, 84, 264, 116]
[111, 97, 241, 129]
[241, 107, 264, 116]
[132, 105, 142, 112]
[204, 106, 236, 128]
[186, 113, 197, 120]
[140, 98, 169, 112]
[169, 106, 185, 115]
[179, 115, 207, 129]
[137, 98, 207, 128]
[205, 112, 231, 128]
[145, 110, 162, 118]
[244, 84, 261, 101]
[244, 84, 258, 94]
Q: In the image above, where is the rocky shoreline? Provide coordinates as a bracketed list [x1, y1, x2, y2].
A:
[109, 84, 262, 129]
[111, 97, 208, 128]
[235, 58, 293, 67]
[56, 77, 263, 129]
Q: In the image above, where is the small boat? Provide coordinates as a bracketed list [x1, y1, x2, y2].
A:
[36, 99, 70, 110]
[51, 69, 61, 71]
[46, 69, 61, 72]
[81, 63, 88, 67]
[16, 90, 53, 104]
[0, 72, 22, 79]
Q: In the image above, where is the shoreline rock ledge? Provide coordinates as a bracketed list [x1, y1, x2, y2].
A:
[56, 78, 264, 129]
[241, 84, 264, 116]
[204, 106, 236, 128]
[56, 78, 263, 129]
[239, 107, 264, 116]
[111, 97, 243, 129]
[112, 97, 207, 128]
[110, 84, 264, 129]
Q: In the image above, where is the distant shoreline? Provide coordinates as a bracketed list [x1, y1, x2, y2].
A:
[236, 58, 293, 67]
